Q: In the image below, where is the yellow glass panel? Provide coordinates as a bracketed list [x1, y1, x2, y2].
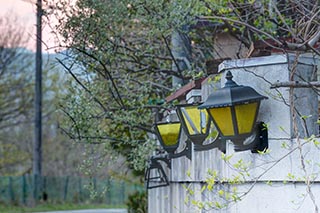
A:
[182, 106, 208, 135]
[235, 102, 258, 134]
[200, 109, 209, 134]
[208, 107, 234, 136]
[157, 123, 181, 146]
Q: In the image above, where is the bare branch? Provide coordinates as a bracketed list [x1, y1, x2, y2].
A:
[270, 81, 320, 89]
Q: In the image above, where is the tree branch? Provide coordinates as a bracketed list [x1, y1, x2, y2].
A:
[270, 81, 320, 89]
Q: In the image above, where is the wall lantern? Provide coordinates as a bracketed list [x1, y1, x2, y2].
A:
[154, 121, 191, 159]
[176, 103, 225, 152]
[198, 71, 268, 152]
[145, 155, 171, 189]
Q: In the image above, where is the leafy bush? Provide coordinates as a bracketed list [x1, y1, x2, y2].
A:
[126, 191, 147, 213]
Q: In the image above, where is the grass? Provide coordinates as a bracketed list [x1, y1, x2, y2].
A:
[0, 203, 127, 213]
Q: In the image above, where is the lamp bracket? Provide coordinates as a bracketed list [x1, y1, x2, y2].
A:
[231, 122, 268, 153]
[194, 137, 226, 153]
[151, 154, 171, 169]
[168, 139, 192, 160]
[145, 154, 171, 189]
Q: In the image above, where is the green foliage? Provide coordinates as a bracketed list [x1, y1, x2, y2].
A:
[0, 49, 33, 131]
[305, 134, 320, 147]
[184, 152, 263, 210]
[301, 115, 312, 120]
[221, 153, 233, 162]
[49, 0, 218, 175]
[191, 199, 205, 209]
[52, 0, 319, 177]
[0, 13, 78, 176]
[281, 141, 289, 149]
[126, 190, 147, 213]
[194, 0, 320, 51]
[183, 184, 195, 196]
[287, 173, 295, 180]
[0, 144, 29, 175]
[52, 0, 172, 174]
[256, 148, 271, 155]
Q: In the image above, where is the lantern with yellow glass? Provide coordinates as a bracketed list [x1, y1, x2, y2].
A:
[176, 103, 225, 152]
[199, 71, 268, 152]
[154, 121, 191, 159]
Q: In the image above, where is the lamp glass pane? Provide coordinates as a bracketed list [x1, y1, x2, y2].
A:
[208, 107, 234, 136]
[182, 106, 208, 135]
[235, 102, 258, 134]
[157, 123, 181, 146]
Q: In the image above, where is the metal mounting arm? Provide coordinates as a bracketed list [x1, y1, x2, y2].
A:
[231, 122, 268, 153]
[168, 139, 192, 160]
[194, 122, 268, 153]
[145, 154, 171, 189]
[194, 137, 226, 153]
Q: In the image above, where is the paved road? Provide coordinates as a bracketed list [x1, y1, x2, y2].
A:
[36, 209, 128, 213]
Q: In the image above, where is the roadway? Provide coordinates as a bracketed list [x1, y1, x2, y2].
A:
[36, 209, 128, 213]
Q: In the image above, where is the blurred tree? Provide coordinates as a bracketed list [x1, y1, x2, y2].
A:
[47, 0, 192, 175]
[46, 0, 320, 177]
[0, 14, 32, 131]
[0, 13, 89, 176]
[0, 13, 34, 175]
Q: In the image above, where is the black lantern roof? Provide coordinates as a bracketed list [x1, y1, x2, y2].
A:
[199, 71, 268, 109]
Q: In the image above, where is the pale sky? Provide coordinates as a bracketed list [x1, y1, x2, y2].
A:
[0, 0, 57, 53]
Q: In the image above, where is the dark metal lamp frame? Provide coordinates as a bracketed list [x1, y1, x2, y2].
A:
[154, 122, 192, 160]
[176, 103, 226, 152]
[145, 155, 171, 189]
[199, 71, 269, 153]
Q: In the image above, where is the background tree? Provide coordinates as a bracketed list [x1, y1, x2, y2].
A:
[199, 0, 320, 54]
[0, 12, 104, 177]
[46, 3, 320, 211]
[0, 13, 34, 174]
[46, 0, 205, 175]
[0, 14, 32, 131]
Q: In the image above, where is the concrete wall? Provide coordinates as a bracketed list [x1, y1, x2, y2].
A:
[148, 54, 320, 213]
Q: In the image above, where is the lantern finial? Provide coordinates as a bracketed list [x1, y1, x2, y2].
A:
[224, 71, 238, 88]
[226, 71, 233, 80]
